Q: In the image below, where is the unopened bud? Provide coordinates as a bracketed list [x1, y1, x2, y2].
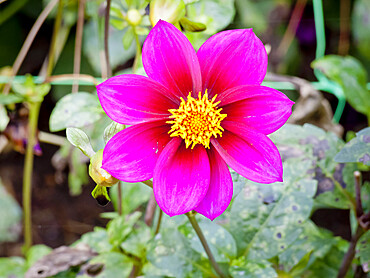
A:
[150, 0, 185, 26]
[89, 149, 118, 187]
[127, 9, 142, 26]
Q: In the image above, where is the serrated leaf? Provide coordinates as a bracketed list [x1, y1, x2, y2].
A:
[0, 105, 9, 131]
[75, 227, 112, 253]
[103, 122, 125, 144]
[312, 55, 370, 116]
[107, 212, 142, 248]
[335, 127, 370, 166]
[50, 92, 103, 132]
[66, 127, 95, 158]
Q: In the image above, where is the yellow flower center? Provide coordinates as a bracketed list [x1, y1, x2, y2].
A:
[167, 91, 227, 149]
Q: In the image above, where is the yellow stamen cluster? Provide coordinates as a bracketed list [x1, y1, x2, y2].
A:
[167, 91, 227, 149]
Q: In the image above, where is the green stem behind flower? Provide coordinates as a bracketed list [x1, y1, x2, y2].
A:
[186, 212, 227, 278]
[22, 101, 41, 254]
[132, 29, 142, 74]
[154, 208, 163, 235]
[117, 182, 122, 215]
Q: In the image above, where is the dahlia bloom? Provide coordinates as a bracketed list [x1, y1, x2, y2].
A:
[97, 20, 294, 220]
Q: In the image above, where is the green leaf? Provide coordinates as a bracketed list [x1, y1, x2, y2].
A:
[122, 27, 135, 50]
[91, 184, 111, 206]
[0, 178, 22, 243]
[107, 212, 142, 248]
[49, 92, 103, 132]
[335, 127, 370, 166]
[87, 252, 133, 278]
[0, 105, 9, 131]
[66, 127, 95, 158]
[179, 17, 206, 32]
[180, 218, 237, 263]
[26, 244, 52, 267]
[352, 0, 370, 59]
[228, 158, 317, 260]
[120, 222, 152, 257]
[0, 257, 26, 278]
[75, 227, 113, 253]
[185, 0, 235, 49]
[270, 124, 356, 210]
[103, 121, 125, 144]
[312, 55, 370, 116]
[0, 93, 24, 105]
[229, 260, 277, 278]
[110, 182, 152, 215]
[145, 228, 204, 277]
[357, 231, 370, 272]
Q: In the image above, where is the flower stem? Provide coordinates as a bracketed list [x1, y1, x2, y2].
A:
[117, 182, 122, 215]
[46, 0, 64, 78]
[132, 29, 142, 74]
[186, 212, 227, 278]
[72, 0, 86, 93]
[104, 0, 112, 78]
[22, 101, 41, 254]
[154, 208, 163, 235]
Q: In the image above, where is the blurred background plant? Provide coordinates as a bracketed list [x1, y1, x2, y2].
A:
[0, 0, 369, 277]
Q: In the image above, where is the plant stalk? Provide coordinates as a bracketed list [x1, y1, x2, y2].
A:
[22, 101, 42, 254]
[46, 0, 64, 78]
[155, 208, 163, 235]
[104, 0, 112, 78]
[186, 212, 227, 278]
[117, 182, 122, 215]
[132, 29, 142, 73]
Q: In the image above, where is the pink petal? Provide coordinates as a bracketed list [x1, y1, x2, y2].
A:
[97, 74, 177, 125]
[142, 20, 202, 100]
[211, 125, 283, 184]
[219, 85, 294, 134]
[197, 29, 267, 98]
[153, 138, 210, 216]
[195, 148, 233, 220]
[102, 120, 171, 182]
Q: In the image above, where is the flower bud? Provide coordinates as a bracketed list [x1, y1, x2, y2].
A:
[89, 149, 118, 187]
[150, 0, 185, 27]
[127, 9, 142, 26]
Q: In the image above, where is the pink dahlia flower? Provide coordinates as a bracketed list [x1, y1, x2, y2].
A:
[97, 20, 294, 220]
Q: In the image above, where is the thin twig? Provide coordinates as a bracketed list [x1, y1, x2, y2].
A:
[117, 182, 122, 215]
[38, 131, 66, 146]
[72, 0, 86, 93]
[145, 193, 157, 227]
[154, 209, 163, 235]
[277, 0, 307, 57]
[354, 171, 363, 218]
[3, 0, 59, 95]
[141, 179, 153, 188]
[46, 0, 64, 79]
[45, 74, 99, 86]
[186, 212, 227, 278]
[337, 226, 364, 278]
[104, 0, 112, 78]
